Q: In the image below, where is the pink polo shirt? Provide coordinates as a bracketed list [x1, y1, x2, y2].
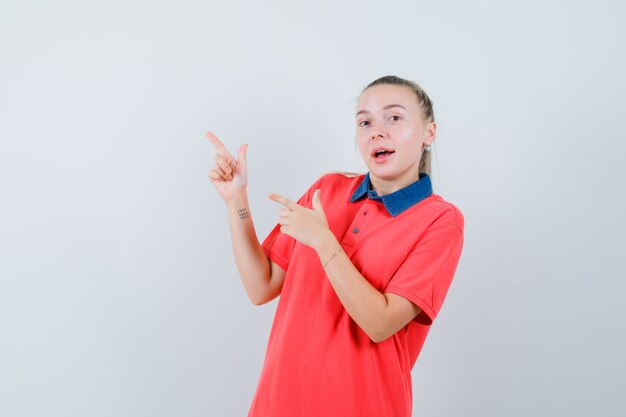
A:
[247, 171, 465, 417]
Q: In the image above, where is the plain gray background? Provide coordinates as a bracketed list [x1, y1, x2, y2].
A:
[1, 0, 624, 416]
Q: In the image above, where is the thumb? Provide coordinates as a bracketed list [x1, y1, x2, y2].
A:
[312, 189, 325, 213]
[236, 143, 248, 168]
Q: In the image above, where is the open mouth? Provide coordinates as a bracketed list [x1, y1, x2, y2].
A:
[372, 148, 395, 162]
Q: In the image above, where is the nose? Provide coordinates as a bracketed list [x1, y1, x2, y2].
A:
[369, 119, 386, 141]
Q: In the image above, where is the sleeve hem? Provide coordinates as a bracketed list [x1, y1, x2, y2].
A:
[263, 246, 289, 272]
[384, 285, 436, 325]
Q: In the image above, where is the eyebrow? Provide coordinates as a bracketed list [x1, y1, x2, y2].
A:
[355, 104, 407, 118]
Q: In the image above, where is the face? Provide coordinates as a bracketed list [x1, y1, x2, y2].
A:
[355, 84, 436, 189]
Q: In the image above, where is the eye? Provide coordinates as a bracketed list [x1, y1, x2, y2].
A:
[389, 115, 401, 121]
[358, 120, 369, 127]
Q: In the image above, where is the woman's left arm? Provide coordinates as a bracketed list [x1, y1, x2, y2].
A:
[314, 233, 422, 343]
[268, 188, 421, 343]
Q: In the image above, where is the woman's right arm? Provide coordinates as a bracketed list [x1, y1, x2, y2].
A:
[225, 191, 286, 305]
[206, 131, 286, 306]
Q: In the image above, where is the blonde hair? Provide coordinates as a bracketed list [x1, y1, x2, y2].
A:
[358, 75, 435, 177]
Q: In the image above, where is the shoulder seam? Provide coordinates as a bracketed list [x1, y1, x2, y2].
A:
[431, 195, 464, 232]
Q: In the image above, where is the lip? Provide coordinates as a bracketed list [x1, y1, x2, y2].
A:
[370, 146, 395, 157]
[372, 150, 395, 164]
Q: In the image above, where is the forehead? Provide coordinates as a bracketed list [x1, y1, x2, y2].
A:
[356, 84, 418, 111]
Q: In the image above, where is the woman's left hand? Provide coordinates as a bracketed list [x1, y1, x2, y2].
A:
[269, 189, 331, 250]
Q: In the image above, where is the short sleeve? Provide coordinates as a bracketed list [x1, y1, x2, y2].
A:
[261, 174, 326, 271]
[384, 209, 464, 326]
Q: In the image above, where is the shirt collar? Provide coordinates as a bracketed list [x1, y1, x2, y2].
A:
[349, 172, 433, 217]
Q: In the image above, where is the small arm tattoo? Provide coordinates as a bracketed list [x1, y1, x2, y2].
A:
[237, 208, 250, 220]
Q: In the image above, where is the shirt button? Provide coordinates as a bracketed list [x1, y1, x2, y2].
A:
[353, 227, 360, 234]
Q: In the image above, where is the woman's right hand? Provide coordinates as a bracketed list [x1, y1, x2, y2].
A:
[206, 131, 248, 203]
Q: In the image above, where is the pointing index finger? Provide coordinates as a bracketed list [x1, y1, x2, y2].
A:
[205, 131, 235, 163]
[269, 193, 298, 210]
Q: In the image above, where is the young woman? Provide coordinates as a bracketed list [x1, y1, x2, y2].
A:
[207, 75, 465, 417]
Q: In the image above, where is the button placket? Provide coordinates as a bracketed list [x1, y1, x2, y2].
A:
[343, 200, 376, 245]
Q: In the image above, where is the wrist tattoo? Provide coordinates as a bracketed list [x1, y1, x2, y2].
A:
[237, 208, 250, 220]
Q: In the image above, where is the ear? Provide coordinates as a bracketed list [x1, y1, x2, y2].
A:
[426, 121, 437, 142]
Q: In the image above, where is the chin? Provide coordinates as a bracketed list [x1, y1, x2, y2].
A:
[370, 164, 417, 181]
